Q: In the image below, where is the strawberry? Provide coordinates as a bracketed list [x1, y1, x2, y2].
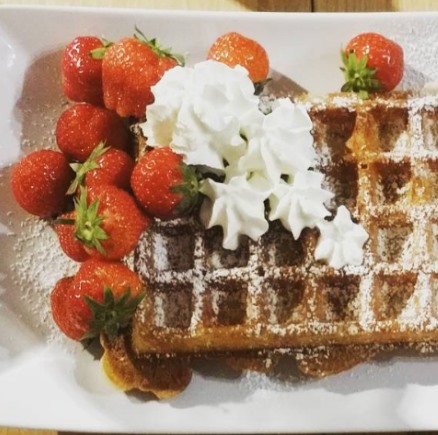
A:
[102, 29, 183, 118]
[68, 142, 134, 193]
[50, 260, 144, 341]
[50, 277, 82, 340]
[61, 36, 107, 105]
[56, 102, 130, 162]
[54, 211, 90, 262]
[207, 31, 269, 83]
[73, 185, 149, 260]
[341, 32, 404, 98]
[11, 149, 74, 217]
[130, 147, 199, 220]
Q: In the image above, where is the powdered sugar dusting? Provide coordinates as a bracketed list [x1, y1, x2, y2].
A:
[394, 19, 438, 90]
[9, 217, 79, 347]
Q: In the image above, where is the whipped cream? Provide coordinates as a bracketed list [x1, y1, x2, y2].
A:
[314, 206, 369, 269]
[236, 98, 316, 183]
[143, 60, 368, 268]
[269, 170, 333, 239]
[199, 175, 269, 250]
[140, 60, 260, 171]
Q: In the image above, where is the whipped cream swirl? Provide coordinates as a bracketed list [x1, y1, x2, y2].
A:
[269, 170, 334, 240]
[237, 98, 316, 183]
[315, 206, 369, 269]
[141, 60, 260, 171]
[199, 174, 269, 250]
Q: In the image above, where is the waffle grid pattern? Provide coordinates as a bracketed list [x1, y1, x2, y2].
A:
[132, 93, 438, 355]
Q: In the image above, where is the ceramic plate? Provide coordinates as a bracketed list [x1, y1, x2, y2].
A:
[2, 6, 438, 432]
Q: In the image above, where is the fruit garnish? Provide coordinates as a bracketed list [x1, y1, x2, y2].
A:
[68, 142, 134, 194]
[73, 187, 108, 255]
[341, 32, 404, 98]
[83, 286, 145, 341]
[207, 31, 270, 84]
[56, 102, 130, 162]
[62, 36, 105, 105]
[54, 211, 90, 262]
[68, 142, 109, 194]
[73, 185, 149, 260]
[130, 147, 199, 220]
[10, 149, 74, 218]
[50, 260, 145, 341]
[102, 31, 184, 118]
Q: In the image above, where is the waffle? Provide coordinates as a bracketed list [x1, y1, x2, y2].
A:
[102, 91, 438, 395]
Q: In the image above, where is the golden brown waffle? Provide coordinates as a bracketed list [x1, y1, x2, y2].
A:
[100, 333, 192, 399]
[130, 91, 438, 355]
[102, 91, 438, 395]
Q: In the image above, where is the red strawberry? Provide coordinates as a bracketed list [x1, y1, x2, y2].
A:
[86, 148, 133, 190]
[341, 32, 404, 97]
[51, 277, 82, 340]
[102, 30, 183, 118]
[61, 36, 106, 105]
[68, 142, 134, 193]
[207, 32, 269, 83]
[56, 102, 130, 162]
[73, 185, 149, 260]
[11, 149, 74, 217]
[50, 260, 144, 341]
[54, 211, 89, 262]
[130, 147, 199, 220]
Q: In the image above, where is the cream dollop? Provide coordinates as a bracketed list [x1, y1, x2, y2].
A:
[199, 175, 269, 250]
[314, 206, 369, 269]
[236, 98, 315, 183]
[269, 170, 333, 240]
[140, 60, 260, 171]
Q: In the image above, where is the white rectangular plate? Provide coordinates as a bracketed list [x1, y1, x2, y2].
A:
[2, 5, 438, 433]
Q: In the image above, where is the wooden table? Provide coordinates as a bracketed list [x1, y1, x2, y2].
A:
[2, 0, 438, 434]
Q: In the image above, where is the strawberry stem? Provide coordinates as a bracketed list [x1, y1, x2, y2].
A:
[74, 187, 108, 254]
[340, 49, 381, 99]
[134, 26, 185, 66]
[82, 286, 145, 341]
[67, 142, 109, 195]
[89, 38, 113, 59]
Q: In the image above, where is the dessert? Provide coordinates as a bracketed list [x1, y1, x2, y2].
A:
[103, 89, 438, 396]
[11, 27, 436, 399]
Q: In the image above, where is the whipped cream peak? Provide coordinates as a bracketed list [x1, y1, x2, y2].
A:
[264, 98, 313, 132]
[314, 205, 369, 269]
[142, 66, 193, 147]
[140, 60, 260, 172]
[269, 170, 333, 239]
[199, 175, 269, 250]
[236, 98, 316, 183]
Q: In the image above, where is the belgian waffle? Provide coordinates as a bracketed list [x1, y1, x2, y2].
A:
[102, 91, 438, 395]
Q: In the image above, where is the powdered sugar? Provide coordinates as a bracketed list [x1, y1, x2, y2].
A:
[8, 217, 79, 346]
